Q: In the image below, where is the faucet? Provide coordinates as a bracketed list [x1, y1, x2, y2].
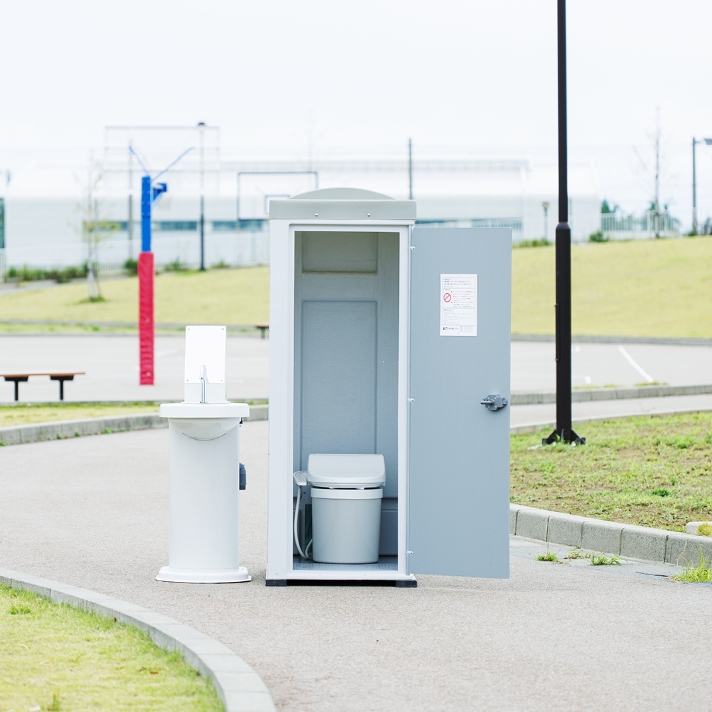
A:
[200, 364, 209, 403]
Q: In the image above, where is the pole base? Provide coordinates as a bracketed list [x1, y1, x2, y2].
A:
[156, 566, 251, 584]
[542, 429, 586, 446]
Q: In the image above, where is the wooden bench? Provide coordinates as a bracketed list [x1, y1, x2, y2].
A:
[0, 371, 85, 401]
[254, 323, 269, 339]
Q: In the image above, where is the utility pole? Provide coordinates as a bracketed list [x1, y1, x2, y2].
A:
[408, 138, 413, 200]
[198, 122, 206, 271]
[128, 143, 134, 261]
[692, 137, 712, 235]
[654, 111, 661, 237]
[693, 137, 698, 234]
[543, 0, 584, 446]
[542, 201, 550, 240]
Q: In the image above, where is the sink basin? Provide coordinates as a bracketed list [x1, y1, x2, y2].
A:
[159, 402, 250, 441]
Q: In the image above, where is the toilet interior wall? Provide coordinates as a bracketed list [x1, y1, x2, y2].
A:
[293, 231, 400, 556]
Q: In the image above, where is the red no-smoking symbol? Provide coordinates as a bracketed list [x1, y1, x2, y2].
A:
[443, 292, 452, 303]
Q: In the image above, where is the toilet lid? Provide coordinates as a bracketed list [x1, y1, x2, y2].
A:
[307, 453, 386, 489]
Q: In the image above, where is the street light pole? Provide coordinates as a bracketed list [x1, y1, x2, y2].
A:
[408, 138, 413, 200]
[542, 201, 550, 240]
[198, 122, 206, 271]
[693, 137, 698, 235]
[692, 137, 712, 235]
[544, 0, 585, 446]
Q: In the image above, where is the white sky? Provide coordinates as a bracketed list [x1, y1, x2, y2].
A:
[2, 0, 712, 223]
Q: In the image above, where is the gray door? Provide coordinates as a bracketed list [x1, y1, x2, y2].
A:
[408, 227, 511, 578]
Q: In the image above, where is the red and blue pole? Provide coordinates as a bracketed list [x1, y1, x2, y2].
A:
[132, 143, 188, 386]
[139, 175, 154, 385]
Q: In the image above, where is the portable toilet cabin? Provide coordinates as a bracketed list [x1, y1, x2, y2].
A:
[266, 188, 511, 586]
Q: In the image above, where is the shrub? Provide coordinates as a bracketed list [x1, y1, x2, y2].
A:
[163, 259, 188, 272]
[589, 231, 609, 243]
[515, 238, 550, 248]
[3, 264, 87, 283]
[123, 258, 138, 276]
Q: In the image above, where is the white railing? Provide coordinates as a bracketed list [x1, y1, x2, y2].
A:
[2, 231, 269, 275]
[601, 211, 681, 240]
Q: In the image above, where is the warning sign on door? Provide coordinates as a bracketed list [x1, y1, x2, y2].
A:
[440, 274, 477, 336]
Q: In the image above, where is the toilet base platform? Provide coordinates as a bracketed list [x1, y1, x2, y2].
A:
[156, 566, 251, 584]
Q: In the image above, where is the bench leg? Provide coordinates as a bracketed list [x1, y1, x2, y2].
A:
[14, 380, 19, 402]
[50, 376, 73, 401]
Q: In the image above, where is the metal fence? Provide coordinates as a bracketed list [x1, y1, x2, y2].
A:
[601, 211, 681, 240]
[416, 218, 524, 243]
[0, 231, 269, 279]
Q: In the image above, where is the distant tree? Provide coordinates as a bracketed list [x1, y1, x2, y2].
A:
[73, 160, 117, 301]
[601, 199, 619, 214]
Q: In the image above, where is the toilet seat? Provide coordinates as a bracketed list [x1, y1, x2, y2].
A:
[307, 453, 386, 489]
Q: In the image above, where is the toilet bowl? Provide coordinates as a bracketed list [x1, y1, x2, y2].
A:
[307, 454, 386, 564]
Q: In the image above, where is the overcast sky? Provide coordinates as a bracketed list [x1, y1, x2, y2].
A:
[2, 0, 712, 221]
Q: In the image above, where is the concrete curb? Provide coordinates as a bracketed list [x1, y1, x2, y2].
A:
[510, 383, 712, 405]
[510, 406, 712, 435]
[0, 319, 267, 336]
[0, 567, 276, 712]
[0, 405, 269, 446]
[512, 333, 712, 346]
[510, 504, 712, 567]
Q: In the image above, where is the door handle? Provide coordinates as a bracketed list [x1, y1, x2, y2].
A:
[481, 394, 508, 411]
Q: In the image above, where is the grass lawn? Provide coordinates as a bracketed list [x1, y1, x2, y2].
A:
[511, 236, 712, 337]
[0, 402, 159, 428]
[0, 266, 269, 327]
[511, 412, 712, 532]
[0, 584, 222, 711]
[1, 237, 711, 337]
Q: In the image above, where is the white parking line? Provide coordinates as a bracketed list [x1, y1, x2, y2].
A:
[618, 345, 654, 383]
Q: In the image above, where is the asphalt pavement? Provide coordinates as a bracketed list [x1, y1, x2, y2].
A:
[1, 334, 710, 403]
[1, 422, 711, 712]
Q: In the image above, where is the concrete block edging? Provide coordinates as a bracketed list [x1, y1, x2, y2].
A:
[510, 504, 712, 567]
[0, 567, 276, 712]
[0, 405, 269, 446]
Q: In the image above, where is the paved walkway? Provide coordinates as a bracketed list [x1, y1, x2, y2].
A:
[511, 392, 712, 428]
[2, 422, 711, 711]
[0, 334, 269, 402]
[1, 335, 711, 403]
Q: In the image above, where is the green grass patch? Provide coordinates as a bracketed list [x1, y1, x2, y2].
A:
[589, 554, 622, 566]
[511, 412, 712, 532]
[671, 551, 712, 583]
[512, 235, 712, 337]
[0, 266, 269, 326]
[0, 402, 160, 428]
[0, 584, 223, 711]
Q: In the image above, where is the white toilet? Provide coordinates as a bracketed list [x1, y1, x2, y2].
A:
[307, 454, 386, 564]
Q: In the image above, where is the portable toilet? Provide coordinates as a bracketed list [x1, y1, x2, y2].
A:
[266, 188, 511, 586]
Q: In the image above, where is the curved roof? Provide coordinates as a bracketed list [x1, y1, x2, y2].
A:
[290, 187, 394, 201]
[269, 186, 415, 221]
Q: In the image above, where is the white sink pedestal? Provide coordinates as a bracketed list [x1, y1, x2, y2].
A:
[157, 402, 251, 584]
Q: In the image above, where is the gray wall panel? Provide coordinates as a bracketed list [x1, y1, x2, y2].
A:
[300, 300, 377, 464]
